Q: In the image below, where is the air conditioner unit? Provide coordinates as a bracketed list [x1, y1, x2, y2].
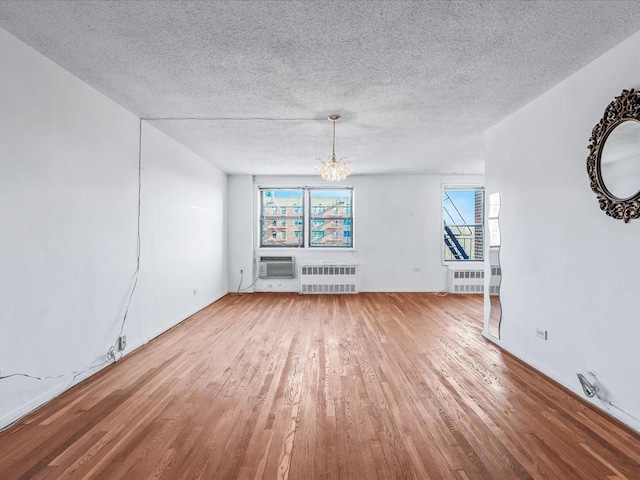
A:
[258, 256, 295, 279]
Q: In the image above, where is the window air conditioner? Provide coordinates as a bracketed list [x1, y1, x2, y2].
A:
[258, 256, 295, 279]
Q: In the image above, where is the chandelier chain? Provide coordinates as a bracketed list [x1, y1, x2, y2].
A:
[332, 118, 336, 160]
[317, 114, 351, 181]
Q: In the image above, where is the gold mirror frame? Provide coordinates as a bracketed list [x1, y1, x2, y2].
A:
[587, 89, 640, 223]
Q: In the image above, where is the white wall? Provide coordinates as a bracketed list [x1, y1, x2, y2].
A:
[484, 30, 640, 432]
[130, 123, 228, 345]
[228, 174, 484, 293]
[0, 28, 227, 428]
[228, 175, 255, 292]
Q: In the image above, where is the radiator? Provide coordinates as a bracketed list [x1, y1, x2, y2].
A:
[299, 264, 358, 294]
[489, 265, 501, 295]
[447, 267, 484, 294]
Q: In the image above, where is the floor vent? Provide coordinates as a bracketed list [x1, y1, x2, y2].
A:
[299, 264, 358, 294]
[447, 268, 484, 294]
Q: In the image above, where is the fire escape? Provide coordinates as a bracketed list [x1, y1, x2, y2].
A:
[443, 192, 472, 260]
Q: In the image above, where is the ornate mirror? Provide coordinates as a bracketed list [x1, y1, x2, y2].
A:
[587, 89, 640, 222]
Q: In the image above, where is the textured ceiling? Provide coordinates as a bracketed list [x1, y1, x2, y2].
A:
[2, 1, 640, 176]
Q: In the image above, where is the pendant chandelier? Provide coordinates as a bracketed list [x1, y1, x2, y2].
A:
[317, 114, 352, 181]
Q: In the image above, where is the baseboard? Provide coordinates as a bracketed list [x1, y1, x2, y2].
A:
[142, 292, 226, 345]
[0, 360, 110, 430]
[494, 340, 640, 435]
[0, 291, 227, 430]
[481, 329, 501, 345]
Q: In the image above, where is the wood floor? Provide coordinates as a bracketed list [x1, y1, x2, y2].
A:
[1, 293, 639, 480]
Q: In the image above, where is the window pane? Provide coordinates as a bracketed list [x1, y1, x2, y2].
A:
[309, 189, 353, 247]
[443, 187, 484, 261]
[260, 189, 304, 247]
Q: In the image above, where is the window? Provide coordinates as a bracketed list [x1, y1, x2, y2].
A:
[260, 189, 304, 247]
[310, 189, 353, 247]
[259, 187, 353, 248]
[443, 186, 484, 261]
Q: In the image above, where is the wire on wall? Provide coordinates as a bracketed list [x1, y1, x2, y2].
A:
[0, 357, 110, 433]
[0, 360, 105, 383]
[112, 118, 143, 354]
[607, 401, 640, 424]
[144, 116, 318, 122]
[576, 372, 640, 424]
[0, 118, 145, 431]
[236, 270, 244, 292]
[238, 276, 260, 293]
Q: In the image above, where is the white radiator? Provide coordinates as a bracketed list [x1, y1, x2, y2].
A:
[489, 265, 501, 295]
[447, 267, 484, 293]
[299, 264, 358, 294]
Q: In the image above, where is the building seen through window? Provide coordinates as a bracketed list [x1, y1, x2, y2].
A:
[260, 188, 353, 248]
[442, 187, 484, 261]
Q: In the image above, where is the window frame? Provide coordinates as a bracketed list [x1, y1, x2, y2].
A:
[442, 184, 485, 263]
[308, 188, 354, 248]
[258, 186, 354, 249]
[259, 188, 305, 248]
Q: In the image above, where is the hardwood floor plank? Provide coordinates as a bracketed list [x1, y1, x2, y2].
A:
[2, 293, 639, 480]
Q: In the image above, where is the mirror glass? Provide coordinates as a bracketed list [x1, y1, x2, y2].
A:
[487, 193, 502, 339]
[600, 120, 640, 199]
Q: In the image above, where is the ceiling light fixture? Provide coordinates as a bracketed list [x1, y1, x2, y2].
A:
[317, 114, 351, 181]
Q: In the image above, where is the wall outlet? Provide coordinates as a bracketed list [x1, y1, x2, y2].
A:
[192, 289, 198, 295]
[117, 335, 127, 352]
[536, 329, 548, 340]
